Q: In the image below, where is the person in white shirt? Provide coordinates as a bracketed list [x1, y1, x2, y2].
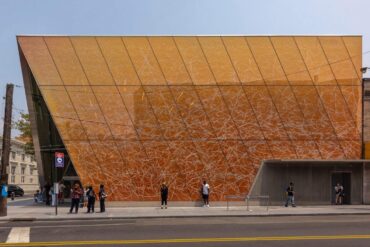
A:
[201, 181, 210, 207]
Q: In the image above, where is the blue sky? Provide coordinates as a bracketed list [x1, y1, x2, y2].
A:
[0, 0, 369, 135]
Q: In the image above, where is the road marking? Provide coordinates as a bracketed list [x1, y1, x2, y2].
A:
[1, 234, 370, 246]
[5, 227, 30, 243]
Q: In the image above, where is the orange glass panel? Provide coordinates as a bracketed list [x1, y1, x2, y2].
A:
[39, 86, 77, 119]
[317, 86, 359, 140]
[117, 86, 163, 140]
[246, 37, 288, 85]
[222, 37, 263, 85]
[295, 37, 336, 85]
[18, 37, 62, 85]
[168, 141, 204, 200]
[219, 86, 264, 140]
[319, 37, 349, 63]
[70, 37, 114, 85]
[294, 141, 322, 159]
[244, 86, 289, 140]
[342, 36, 362, 78]
[144, 86, 189, 140]
[171, 86, 215, 139]
[198, 37, 239, 84]
[269, 86, 311, 140]
[148, 37, 191, 85]
[340, 85, 362, 132]
[197, 86, 239, 139]
[340, 141, 361, 159]
[243, 140, 272, 160]
[316, 140, 345, 159]
[122, 37, 165, 85]
[330, 60, 359, 85]
[93, 86, 138, 140]
[270, 37, 312, 85]
[82, 121, 113, 141]
[292, 86, 337, 140]
[44, 37, 88, 85]
[53, 117, 87, 141]
[96, 37, 140, 85]
[268, 141, 297, 159]
[174, 37, 216, 85]
[66, 86, 105, 123]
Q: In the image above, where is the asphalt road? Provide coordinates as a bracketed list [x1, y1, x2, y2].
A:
[1, 215, 370, 246]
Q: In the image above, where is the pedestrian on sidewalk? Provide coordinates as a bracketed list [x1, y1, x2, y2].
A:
[58, 180, 66, 204]
[83, 186, 89, 208]
[99, 184, 107, 213]
[201, 181, 210, 207]
[285, 182, 296, 207]
[335, 183, 344, 205]
[69, 183, 83, 214]
[160, 182, 168, 209]
[44, 182, 51, 206]
[86, 186, 96, 213]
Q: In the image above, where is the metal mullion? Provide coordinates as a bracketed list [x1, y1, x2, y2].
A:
[43, 37, 107, 183]
[293, 37, 347, 156]
[220, 36, 275, 159]
[269, 37, 324, 159]
[68, 38, 129, 172]
[317, 38, 361, 142]
[244, 37, 299, 158]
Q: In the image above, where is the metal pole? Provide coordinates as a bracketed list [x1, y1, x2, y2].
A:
[55, 158, 58, 216]
[0, 84, 14, 217]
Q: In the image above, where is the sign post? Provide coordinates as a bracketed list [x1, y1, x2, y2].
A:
[54, 152, 64, 216]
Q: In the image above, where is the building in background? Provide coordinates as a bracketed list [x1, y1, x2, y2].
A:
[0, 137, 39, 193]
[17, 35, 363, 204]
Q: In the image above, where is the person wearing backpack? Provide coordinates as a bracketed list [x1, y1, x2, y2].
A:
[86, 186, 96, 213]
[98, 184, 107, 213]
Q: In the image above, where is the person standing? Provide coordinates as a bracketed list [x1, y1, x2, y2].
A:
[69, 183, 83, 214]
[335, 183, 344, 205]
[160, 182, 168, 209]
[86, 186, 96, 213]
[44, 182, 51, 206]
[285, 182, 296, 207]
[99, 184, 107, 213]
[201, 181, 210, 207]
[58, 181, 66, 204]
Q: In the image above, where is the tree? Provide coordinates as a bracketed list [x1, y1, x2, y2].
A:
[14, 112, 34, 155]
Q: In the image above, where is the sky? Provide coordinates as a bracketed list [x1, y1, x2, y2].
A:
[0, 0, 370, 135]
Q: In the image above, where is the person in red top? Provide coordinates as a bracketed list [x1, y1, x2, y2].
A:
[69, 183, 83, 214]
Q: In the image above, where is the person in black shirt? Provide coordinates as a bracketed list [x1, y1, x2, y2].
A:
[285, 182, 296, 207]
[98, 184, 107, 213]
[86, 186, 96, 213]
[160, 182, 168, 209]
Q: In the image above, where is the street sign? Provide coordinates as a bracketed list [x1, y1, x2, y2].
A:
[55, 152, 64, 168]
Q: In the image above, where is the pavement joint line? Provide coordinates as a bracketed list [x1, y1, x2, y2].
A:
[2, 234, 370, 246]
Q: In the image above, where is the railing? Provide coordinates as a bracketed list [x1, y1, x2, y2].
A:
[225, 195, 270, 211]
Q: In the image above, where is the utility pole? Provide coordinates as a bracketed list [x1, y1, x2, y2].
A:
[0, 84, 14, 217]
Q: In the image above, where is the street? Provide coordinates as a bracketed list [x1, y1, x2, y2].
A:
[1, 215, 370, 246]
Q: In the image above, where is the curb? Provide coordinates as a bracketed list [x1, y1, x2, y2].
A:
[3, 212, 370, 222]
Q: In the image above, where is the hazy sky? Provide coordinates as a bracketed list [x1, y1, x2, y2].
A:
[0, 0, 369, 135]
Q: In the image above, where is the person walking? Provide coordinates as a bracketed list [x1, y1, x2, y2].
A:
[86, 186, 96, 213]
[58, 181, 66, 204]
[335, 183, 344, 205]
[201, 181, 210, 207]
[98, 184, 107, 213]
[285, 182, 296, 207]
[160, 182, 168, 209]
[69, 183, 83, 214]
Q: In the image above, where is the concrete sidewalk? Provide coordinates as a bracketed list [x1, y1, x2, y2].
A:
[2, 203, 370, 221]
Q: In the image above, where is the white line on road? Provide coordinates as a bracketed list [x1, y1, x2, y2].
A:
[6, 227, 30, 243]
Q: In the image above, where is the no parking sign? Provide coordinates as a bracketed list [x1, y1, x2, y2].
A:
[55, 152, 64, 168]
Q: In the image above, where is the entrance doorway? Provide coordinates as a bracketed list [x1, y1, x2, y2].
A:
[331, 172, 351, 204]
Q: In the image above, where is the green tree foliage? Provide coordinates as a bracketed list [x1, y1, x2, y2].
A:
[14, 113, 34, 155]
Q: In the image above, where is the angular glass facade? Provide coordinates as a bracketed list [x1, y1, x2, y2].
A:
[18, 36, 362, 201]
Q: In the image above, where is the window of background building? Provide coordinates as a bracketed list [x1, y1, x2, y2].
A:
[22, 154, 25, 161]
[21, 167, 25, 175]
[11, 176, 15, 183]
[30, 178, 33, 183]
[30, 168, 33, 175]
[11, 151, 16, 159]
[11, 166, 16, 175]
[21, 176, 25, 183]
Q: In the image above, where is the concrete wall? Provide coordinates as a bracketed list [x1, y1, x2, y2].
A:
[250, 161, 363, 205]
